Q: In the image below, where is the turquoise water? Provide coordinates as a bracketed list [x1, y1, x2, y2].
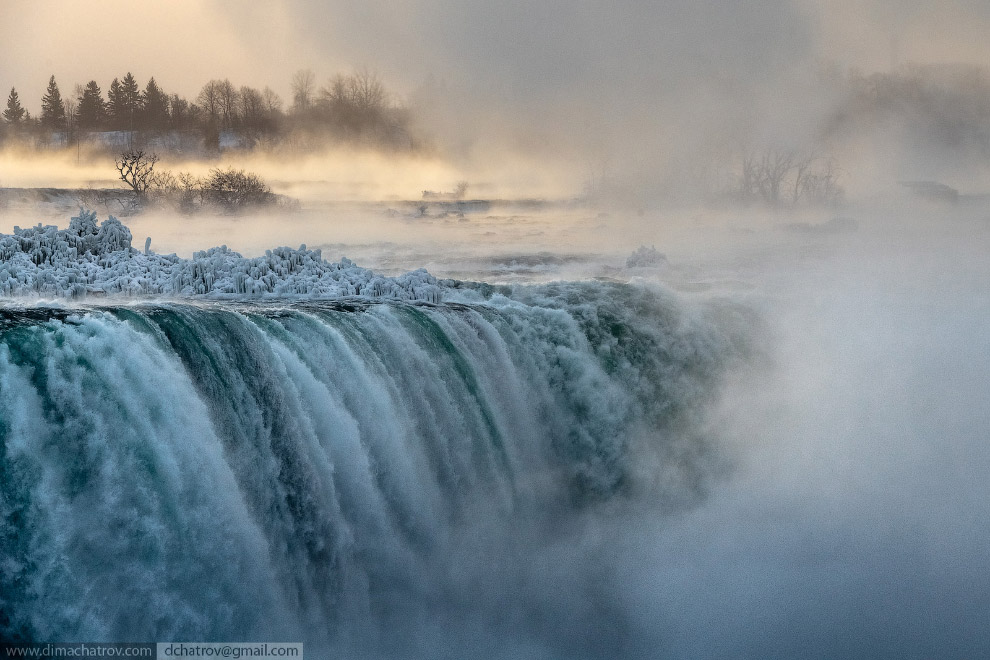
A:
[0, 283, 746, 655]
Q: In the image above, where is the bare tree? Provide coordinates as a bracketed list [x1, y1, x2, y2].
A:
[800, 158, 843, 205]
[739, 147, 842, 207]
[291, 69, 316, 114]
[197, 80, 222, 124]
[790, 151, 817, 206]
[739, 148, 794, 206]
[755, 149, 794, 206]
[238, 86, 266, 134]
[115, 150, 159, 198]
[349, 67, 387, 115]
[319, 68, 392, 138]
[216, 79, 239, 129]
[321, 74, 349, 107]
[261, 86, 283, 115]
[64, 88, 79, 140]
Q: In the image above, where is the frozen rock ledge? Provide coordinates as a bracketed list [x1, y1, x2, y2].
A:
[0, 210, 444, 302]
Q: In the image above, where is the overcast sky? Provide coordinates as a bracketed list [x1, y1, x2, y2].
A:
[3, 0, 989, 103]
[2, 0, 989, 175]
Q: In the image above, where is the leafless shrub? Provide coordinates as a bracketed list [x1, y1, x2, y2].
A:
[145, 169, 202, 214]
[113, 153, 280, 214]
[201, 167, 275, 212]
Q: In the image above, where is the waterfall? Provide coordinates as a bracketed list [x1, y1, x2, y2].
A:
[0, 282, 749, 656]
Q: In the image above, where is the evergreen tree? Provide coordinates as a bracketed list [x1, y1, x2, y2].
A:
[3, 88, 25, 123]
[108, 74, 142, 130]
[141, 77, 169, 130]
[120, 72, 142, 125]
[40, 75, 67, 130]
[107, 78, 124, 129]
[76, 81, 106, 129]
[169, 93, 191, 129]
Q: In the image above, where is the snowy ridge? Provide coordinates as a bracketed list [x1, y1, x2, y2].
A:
[0, 210, 444, 301]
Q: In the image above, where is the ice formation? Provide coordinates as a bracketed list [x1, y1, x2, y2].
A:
[626, 244, 666, 268]
[0, 210, 443, 301]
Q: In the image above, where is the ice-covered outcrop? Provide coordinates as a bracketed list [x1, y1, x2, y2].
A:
[626, 244, 666, 268]
[0, 210, 444, 301]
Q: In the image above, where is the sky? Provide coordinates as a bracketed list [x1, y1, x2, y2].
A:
[3, 0, 990, 196]
[3, 0, 990, 111]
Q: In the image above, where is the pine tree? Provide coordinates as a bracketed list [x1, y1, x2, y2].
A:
[3, 88, 25, 123]
[76, 81, 106, 129]
[141, 77, 169, 130]
[40, 75, 67, 130]
[107, 78, 124, 129]
[107, 74, 142, 130]
[169, 93, 191, 129]
[120, 72, 142, 127]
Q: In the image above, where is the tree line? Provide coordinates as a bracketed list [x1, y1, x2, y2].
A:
[824, 62, 990, 164]
[722, 62, 990, 208]
[0, 68, 415, 152]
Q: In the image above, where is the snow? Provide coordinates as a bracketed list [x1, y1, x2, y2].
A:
[0, 210, 444, 302]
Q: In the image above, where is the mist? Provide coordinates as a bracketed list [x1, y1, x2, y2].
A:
[5, 1, 990, 202]
[620, 209, 990, 658]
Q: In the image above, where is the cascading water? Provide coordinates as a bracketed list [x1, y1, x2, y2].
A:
[0, 281, 751, 657]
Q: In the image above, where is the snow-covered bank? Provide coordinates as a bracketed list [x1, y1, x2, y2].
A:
[0, 210, 443, 301]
